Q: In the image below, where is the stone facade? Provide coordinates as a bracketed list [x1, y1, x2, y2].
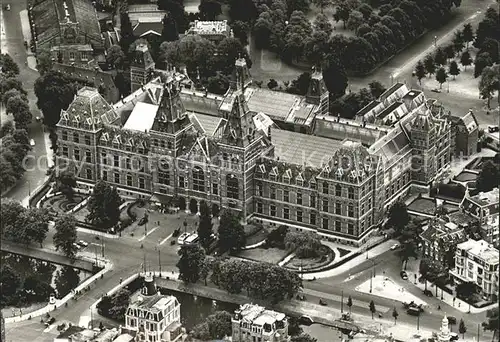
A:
[56, 61, 453, 246]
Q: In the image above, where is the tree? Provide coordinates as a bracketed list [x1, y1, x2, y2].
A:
[480, 38, 499, 64]
[106, 45, 125, 69]
[312, 0, 331, 12]
[474, 52, 492, 78]
[456, 281, 480, 302]
[452, 30, 465, 54]
[0, 266, 20, 299]
[347, 295, 353, 314]
[334, 0, 360, 29]
[434, 48, 447, 66]
[192, 311, 232, 340]
[284, 231, 323, 258]
[54, 266, 80, 298]
[199, 0, 222, 20]
[476, 160, 500, 192]
[0, 121, 14, 137]
[435, 67, 448, 89]
[161, 14, 179, 42]
[6, 94, 29, 115]
[23, 208, 51, 247]
[460, 50, 472, 71]
[322, 56, 348, 98]
[291, 334, 318, 342]
[392, 307, 399, 325]
[97, 289, 130, 321]
[444, 44, 455, 60]
[119, 13, 135, 53]
[86, 181, 122, 229]
[482, 307, 499, 340]
[346, 10, 364, 32]
[0, 54, 19, 77]
[313, 12, 333, 37]
[474, 17, 497, 50]
[35, 49, 53, 75]
[197, 201, 213, 249]
[53, 214, 78, 259]
[368, 81, 386, 98]
[458, 318, 467, 338]
[369, 300, 376, 319]
[230, 21, 250, 45]
[415, 60, 426, 85]
[189, 198, 198, 214]
[423, 54, 436, 75]
[449, 60, 460, 79]
[177, 244, 206, 283]
[218, 211, 246, 253]
[12, 107, 33, 130]
[357, 3, 373, 20]
[462, 23, 474, 48]
[267, 79, 278, 90]
[34, 70, 76, 127]
[387, 201, 410, 233]
[478, 65, 500, 109]
[55, 171, 77, 199]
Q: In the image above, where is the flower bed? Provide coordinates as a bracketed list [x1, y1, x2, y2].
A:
[284, 245, 334, 272]
[40, 193, 87, 216]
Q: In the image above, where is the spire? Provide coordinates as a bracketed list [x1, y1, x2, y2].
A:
[306, 66, 329, 115]
[230, 57, 252, 91]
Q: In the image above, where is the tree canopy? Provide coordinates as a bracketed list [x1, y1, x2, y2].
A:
[86, 181, 122, 229]
[177, 244, 207, 283]
[218, 211, 246, 253]
[53, 214, 78, 259]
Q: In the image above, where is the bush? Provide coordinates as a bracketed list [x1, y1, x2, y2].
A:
[265, 225, 289, 248]
[120, 216, 133, 229]
[284, 231, 323, 259]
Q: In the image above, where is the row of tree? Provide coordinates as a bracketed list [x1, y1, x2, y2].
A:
[0, 128, 31, 193]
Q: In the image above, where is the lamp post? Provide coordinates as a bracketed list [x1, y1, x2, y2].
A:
[434, 36, 437, 47]
[341, 290, 344, 313]
[156, 245, 161, 275]
[447, 81, 450, 93]
[417, 313, 420, 331]
[390, 74, 394, 85]
[370, 269, 373, 293]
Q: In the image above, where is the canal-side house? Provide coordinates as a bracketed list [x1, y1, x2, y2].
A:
[122, 275, 183, 342]
[450, 110, 479, 157]
[460, 188, 500, 243]
[232, 303, 290, 342]
[450, 239, 499, 301]
[420, 219, 467, 268]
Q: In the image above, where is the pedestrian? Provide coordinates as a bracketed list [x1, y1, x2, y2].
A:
[458, 302, 461, 307]
[119, 277, 122, 285]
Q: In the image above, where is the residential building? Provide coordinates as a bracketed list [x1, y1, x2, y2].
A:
[231, 303, 290, 342]
[420, 219, 467, 266]
[55, 59, 453, 246]
[186, 20, 232, 42]
[123, 275, 182, 342]
[461, 188, 499, 243]
[450, 239, 499, 301]
[450, 110, 479, 157]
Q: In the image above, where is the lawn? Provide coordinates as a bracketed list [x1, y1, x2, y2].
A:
[337, 248, 351, 258]
[407, 197, 436, 215]
[285, 245, 334, 271]
[238, 247, 289, 264]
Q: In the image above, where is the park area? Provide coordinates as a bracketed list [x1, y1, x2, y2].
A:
[40, 193, 87, 216]
[356, 275, 427, 307]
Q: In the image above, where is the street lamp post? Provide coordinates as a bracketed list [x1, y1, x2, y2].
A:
[447, 81, 450, 93]
[434, 36, 437, 47]
[390, 74, 394, 85]
[417, 313, 420, 330]
[370, 270, 373, 293]
[341, 290, 344, 313]
[158, 246, 161, 275]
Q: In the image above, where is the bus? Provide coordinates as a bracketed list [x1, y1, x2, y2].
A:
[184, 233, 199, 245]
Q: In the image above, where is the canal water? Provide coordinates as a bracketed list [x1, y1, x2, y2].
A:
[158, 287, 342, 342]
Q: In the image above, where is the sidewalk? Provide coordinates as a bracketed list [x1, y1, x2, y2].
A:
[19, 9, 37, 71]
[301, 239, 398, 280]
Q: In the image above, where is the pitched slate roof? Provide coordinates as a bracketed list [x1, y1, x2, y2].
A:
[59, 87, 119, 131]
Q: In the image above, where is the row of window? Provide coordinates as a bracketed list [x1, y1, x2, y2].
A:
[61, 131, 92, 145]
[103, 171, 146, 189]
[60, 146, 93, 162]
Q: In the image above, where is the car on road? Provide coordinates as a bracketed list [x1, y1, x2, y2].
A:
[298, 315, 314, 325]
[488, 126, 499, 133]
[29, 139, 35, 146]
[44, 317, 55, 326]
[400, 270, 408, 280]
[177, 232, 191, 245]
[450, 332, 459, 341]
[73, 242, 81, 250]
[406, 306, 421, 316]
[4, 4, 10, 11]
[77, 240, 88, 248]
[138, 216, 148, 226]
[390, 243, 400, 250]
[431, 89, 441, 93]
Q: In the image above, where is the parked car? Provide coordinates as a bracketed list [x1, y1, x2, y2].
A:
[319, 299, 327, 306]
[488, 126, 499, 133]
[400, 271, 408, 280]
[450, 332, 459, 341]
[73, 243, 81, 250]
[423, 289, 433, 297]
[390, 243, 400, 250]
[299, 315, 314, 326]
[406, 307, 421, 316]
[5, 4, 10, 11]
[77, 240, 88, 248]
[138, 216, 148, 226]
[29, 139, 35, 146]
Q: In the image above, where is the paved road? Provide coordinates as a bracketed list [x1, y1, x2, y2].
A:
[1, 0, 48, 203]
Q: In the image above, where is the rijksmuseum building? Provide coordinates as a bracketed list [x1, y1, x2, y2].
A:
[56, 44, 455, 246]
